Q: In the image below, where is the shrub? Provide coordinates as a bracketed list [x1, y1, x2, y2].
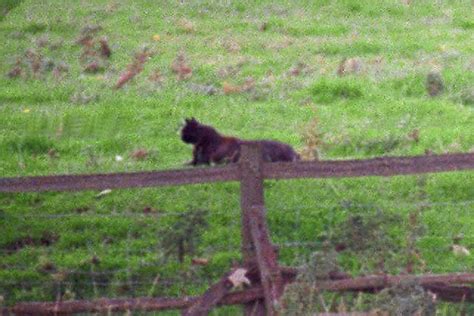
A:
[159, 209, 209, 263]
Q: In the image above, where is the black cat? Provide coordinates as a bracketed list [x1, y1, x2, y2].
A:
[181, 118, 300, 165]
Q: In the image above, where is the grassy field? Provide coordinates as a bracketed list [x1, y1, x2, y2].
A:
[1, 0, 474, 314]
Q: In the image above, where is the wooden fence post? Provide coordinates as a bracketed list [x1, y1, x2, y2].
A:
[249, 205, 284, 315]
[240, 142, 284, 315]
[240, 142, 266, 315]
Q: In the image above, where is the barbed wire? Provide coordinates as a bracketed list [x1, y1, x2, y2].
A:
[271, 199, 474, 211]
[2, 234, 465, 258]
[3, 199, 473, 221]
[2, 193, 474, 308]
[3, 209, 241, 219]
[0, 279, 201, 287]
[1, 241, 321, 257]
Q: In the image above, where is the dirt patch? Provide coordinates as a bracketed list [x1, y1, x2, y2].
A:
[3, 231, 59, 254]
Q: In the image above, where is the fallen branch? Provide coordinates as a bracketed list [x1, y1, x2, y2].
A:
[182, 268, 249, 316]
[10, 273, 474, 315]
[11, 288, 262, 315]
[316, 273, 474, 292]
[424, 284, 474, 303]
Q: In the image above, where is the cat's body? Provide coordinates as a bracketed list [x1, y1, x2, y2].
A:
[181, 118, 299, 165]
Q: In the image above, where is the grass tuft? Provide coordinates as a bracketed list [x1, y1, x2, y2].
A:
[311, 77, 364, 103]
[22, 22, 47, 34]
[5, 135, 55, 155]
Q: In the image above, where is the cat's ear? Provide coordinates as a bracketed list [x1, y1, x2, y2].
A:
[184, 118, 191, 124]
[191, 117, 197, 123]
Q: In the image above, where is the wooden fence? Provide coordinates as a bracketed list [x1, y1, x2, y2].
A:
[1, 142, 474, 315]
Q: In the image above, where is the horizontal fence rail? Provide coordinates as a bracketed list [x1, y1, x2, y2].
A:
[264, 152, 474, 180]
[0, 165, 240, 193]
[1, 152, 473, 193]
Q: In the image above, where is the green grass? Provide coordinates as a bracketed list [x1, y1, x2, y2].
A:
[0, 0, 23, 22]
[1, 0, 474, 314]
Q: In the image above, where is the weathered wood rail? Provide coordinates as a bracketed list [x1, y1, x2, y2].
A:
[1, 151, 472, 192]
[1, 144, 473, 315]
